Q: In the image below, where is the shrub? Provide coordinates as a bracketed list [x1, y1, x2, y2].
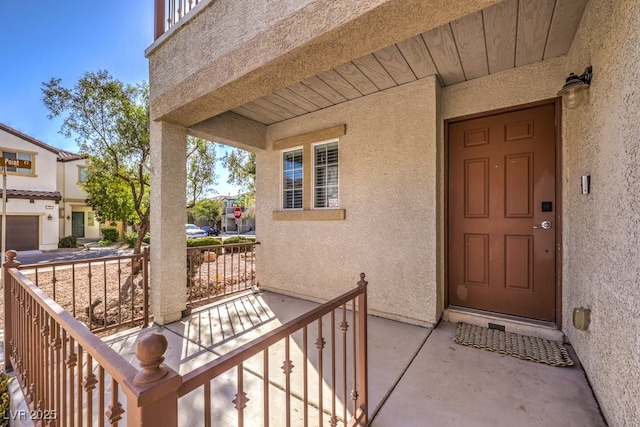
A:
[99, 240, 112, 247]
[101, 226, 119, 242]
[124, 231, 138, 247]
[58, 235, 77, 248]
[223, 236, 255, 244]
[143, 233, 150, 244]
[0, 372, 9, 425]
[186, 238, 224, 284]
[222, 236, 256, 253]
[187, 237, 222, 247]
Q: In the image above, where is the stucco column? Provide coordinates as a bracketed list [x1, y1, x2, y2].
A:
[150, 121, 187, 324]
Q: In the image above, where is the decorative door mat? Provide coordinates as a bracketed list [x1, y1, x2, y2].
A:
[453, 322, 574, 367]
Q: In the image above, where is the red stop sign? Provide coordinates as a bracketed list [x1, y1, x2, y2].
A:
[233, 206, 242, 219]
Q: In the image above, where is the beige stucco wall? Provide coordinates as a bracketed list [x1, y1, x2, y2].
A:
[559, 0, 640, 424]
[149, 121, 188, 324]
[257, 77, 440, 326]
[61, 160, 88, 200]
[0, 129, 58, 192]
[147, 0, 502, 126]
[57, 159, 101, 240]
[147, 0, 639, 420]
[441, 1, 640, 422]
[60, 205, 100, 240]
[0, 128, 60, 250]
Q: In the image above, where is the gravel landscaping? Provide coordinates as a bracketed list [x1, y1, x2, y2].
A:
[1, 249, 256, 335]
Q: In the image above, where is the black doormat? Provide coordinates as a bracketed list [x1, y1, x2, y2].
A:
[453, 322, 574, 367]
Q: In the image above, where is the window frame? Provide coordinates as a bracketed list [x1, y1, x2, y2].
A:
[272, 124, 346, 221]
[312, 139, 339, 210]
[281, 146, 304, 210]
[1, 147, 36, 177]
[78, 165, 88, 183]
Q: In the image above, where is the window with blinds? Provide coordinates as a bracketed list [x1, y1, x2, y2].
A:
[283, 148, 303, 209]
[314, 141, 339, 208]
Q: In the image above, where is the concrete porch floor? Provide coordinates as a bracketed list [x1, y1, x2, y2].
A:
[4, 290, 607, 426]
[102, 290, 606, 426]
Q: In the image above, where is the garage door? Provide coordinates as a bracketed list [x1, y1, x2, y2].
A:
[0, 216, 39, 251]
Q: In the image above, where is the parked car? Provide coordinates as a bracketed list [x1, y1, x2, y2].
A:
[200, 225, 220, 236]
[186, 223, 207, 239]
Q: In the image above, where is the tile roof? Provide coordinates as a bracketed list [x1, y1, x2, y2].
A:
[1, 189, 62, 202]
[0, 122, 84, 162]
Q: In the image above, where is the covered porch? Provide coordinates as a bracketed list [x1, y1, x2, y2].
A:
[144, 1, 640, 423]
[5, 288, 604, 426]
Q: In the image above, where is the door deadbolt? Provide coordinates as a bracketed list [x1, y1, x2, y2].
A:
[533, 220, 552, 230]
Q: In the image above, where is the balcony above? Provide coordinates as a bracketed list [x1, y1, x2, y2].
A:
[148, 0, 587, 131]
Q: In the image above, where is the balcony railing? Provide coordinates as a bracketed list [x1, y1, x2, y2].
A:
[155, 0, 204, 39]
[3, 250, 181, 425]
[186, 241, 257, 309]
[17, 249, 150, 334]
[3, 249, 369, 426]
[177, 274, 369, 426]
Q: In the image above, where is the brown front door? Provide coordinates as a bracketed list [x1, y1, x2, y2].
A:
[448, 103, 557, 322]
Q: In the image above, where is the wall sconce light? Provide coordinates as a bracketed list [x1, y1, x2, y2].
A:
[558, 66, 593, 109]
[47, 214, 53, 220]
[66, 215, 71, 220]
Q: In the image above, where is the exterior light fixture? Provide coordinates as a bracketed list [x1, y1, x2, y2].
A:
[47, 214, 53, 220]
[558, 66, 593, 109]
[66, 215, 71, 220]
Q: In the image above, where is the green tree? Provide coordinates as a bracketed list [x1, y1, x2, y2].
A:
[43, 71, 220, 256]
[42, 70, 150, 255]
[187, 137, 217, 209]
[188, 198, 223, 224]
[82, 163, 137, 223]
[223, 149, 255, 200]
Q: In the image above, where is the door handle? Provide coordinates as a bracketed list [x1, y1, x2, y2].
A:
[533, 220, 552, 230]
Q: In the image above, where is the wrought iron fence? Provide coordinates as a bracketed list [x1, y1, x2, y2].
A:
[3, 248, 368, 426]
[17, 249, 150, 334]
[3, 251, 181, 426]
[186, 242, 258, 309]
[178, 274, 369, 426]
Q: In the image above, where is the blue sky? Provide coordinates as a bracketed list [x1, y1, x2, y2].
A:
[0, 1, 239, 196]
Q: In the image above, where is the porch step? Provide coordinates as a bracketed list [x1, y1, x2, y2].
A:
[443, 306, 564, 342]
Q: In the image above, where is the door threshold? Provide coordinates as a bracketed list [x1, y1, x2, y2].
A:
[443, 306, 564, 342]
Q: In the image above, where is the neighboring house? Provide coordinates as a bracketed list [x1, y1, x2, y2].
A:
[216, 195, 255, 233]
[0, 122, 100, 250]
[145, 0, 639, 424]
[57, 151, 101, 241]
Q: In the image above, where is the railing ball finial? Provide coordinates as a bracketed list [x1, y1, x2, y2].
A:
[134, 333, 169, 385]
[4, 250, 20, 267]
[357, 272, 368, 288]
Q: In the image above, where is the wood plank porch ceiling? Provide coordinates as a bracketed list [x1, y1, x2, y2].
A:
[230, 0, 588, 126]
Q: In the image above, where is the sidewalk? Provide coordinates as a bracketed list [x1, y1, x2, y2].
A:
[15, 243, 134, 265]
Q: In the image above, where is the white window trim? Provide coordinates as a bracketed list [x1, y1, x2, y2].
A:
[312, 139, 339, 210]
[281, 145, 304, 210]
[272, 124, 346, 221]
[1, 147, 37, 177]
